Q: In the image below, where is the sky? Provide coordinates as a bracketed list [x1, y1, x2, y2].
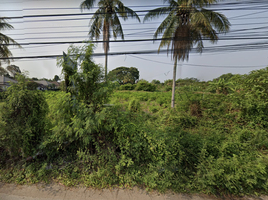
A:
[1, 0, 268, 82]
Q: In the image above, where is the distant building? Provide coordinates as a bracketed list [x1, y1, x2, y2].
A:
[50, 81, 60, 89]
[0, 75, 18, 91]
[33, 80, 52, 90]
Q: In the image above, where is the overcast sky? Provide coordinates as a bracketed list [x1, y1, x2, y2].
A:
[1, 0, 268, 82]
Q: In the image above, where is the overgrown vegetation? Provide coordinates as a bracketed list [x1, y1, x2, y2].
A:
[0, 75, 48, 158]
[1, 44, 268, 196]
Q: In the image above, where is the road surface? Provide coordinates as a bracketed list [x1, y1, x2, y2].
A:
[0, 182, 267, 200]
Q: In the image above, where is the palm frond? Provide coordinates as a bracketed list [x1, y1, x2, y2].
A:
[0, 45, 13, 66]
[172, 24, 192, 61]
[0, 17, 22, 66]
[158, 14, 177, 52]
[190, 29, 203, 53]
[191, 10, 218, 43]
[119, 6, 141, 22]
[200, 8, 231, 33]
[188, 0, 218, 7]
[0, 18, 14, 30]
[80, 0, 96, 11]
[154, 10, 176, 39]
[163, 0, 177, 6]
[111, 13, 124, 39]
[88, 8, 105, 40]
[143, 7, 172, 22]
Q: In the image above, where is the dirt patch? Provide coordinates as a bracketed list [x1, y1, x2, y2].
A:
[1, 183, 268, 200]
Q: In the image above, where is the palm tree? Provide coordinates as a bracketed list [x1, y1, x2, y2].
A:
[144, 0, 230, 108]
[0, 17, 22, 66]
[80, 0, 140, 80]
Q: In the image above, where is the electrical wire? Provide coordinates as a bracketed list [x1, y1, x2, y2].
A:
[128, 55, 267, 68]
[2, 0, 268, 70]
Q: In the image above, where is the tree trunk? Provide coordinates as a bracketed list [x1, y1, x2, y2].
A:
[105, 48, 108, 81]
[103, 20, 110, 82]
[171, 58, 177, 108]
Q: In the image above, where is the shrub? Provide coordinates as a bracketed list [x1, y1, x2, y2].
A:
[0, 91, 6, 101]
[135, 80, 156, 92]
[189, 100, 202, 117]
[128, 98, 141, 112]
[26, 81, 39, 90]
[149, 106, 158, 113]
[119, 83, 135, 90]
[151, 79, 161, 85]
[164, 86, 172, 92]
[42, 43, 115, 161]
[164, 79, 173, 86]
[0, 75, 48, 157]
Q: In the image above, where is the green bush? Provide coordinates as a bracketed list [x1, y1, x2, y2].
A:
[164, 86, 172, 92]
[42, 43, 115, 161]
[149, 106, 158, 113]
[0, 75, 48, 157]
[135, 80, 156, 92]
[192, 129, 268, 195]
[119, 83, 135, 90]
[128, 98, 141, 112]
[0, 91, 6, 101]
[151, 79, 161, 85]
[164, 79, 173, 86]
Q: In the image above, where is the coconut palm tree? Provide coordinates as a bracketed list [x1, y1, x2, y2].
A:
[144, 0, 230, 108]
[0, 17, 21, 66]
[80, 0, 140, 80]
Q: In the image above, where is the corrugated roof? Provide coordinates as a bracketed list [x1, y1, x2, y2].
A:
[0, 75, 17, 85]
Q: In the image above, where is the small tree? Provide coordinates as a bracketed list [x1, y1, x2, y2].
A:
[0, 74, 48, 157]
[43, 43, 115, 159]
[151, 79, 161, 85]
[6, 65, 21, 77]
[53, 75, 60, 82]
[26, 81, 39, 90]
[108, 67, 139, 84]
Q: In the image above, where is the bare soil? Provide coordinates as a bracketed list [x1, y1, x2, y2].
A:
[0, 182, 268, 200]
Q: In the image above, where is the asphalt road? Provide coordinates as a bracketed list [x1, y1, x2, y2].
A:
[0, 183, 267, 200]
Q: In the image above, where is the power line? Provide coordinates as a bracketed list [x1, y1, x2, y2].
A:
[2, 51, 267, 69]
[4, 36, 268, 46]
[128, 55, 267, 69]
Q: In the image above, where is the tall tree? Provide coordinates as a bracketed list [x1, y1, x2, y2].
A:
[108, 66, 139, 84]
[144, 0, 230, 108]
[80, 0, 140, 80]
[53, 75, 60, 82]
[0, 17, 22, 66]
[6, 64, 21, 77]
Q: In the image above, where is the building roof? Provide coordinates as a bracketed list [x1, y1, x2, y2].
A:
[0, 75, 18, 85]
[34, 80, 52, 87]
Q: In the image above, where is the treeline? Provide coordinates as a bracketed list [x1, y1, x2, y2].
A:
[1, 44, 268, 196]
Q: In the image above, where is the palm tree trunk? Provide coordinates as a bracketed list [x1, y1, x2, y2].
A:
[105, 48, 108, 81]
[171, 58, 177, 108]
[103, 20, 110, 82]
